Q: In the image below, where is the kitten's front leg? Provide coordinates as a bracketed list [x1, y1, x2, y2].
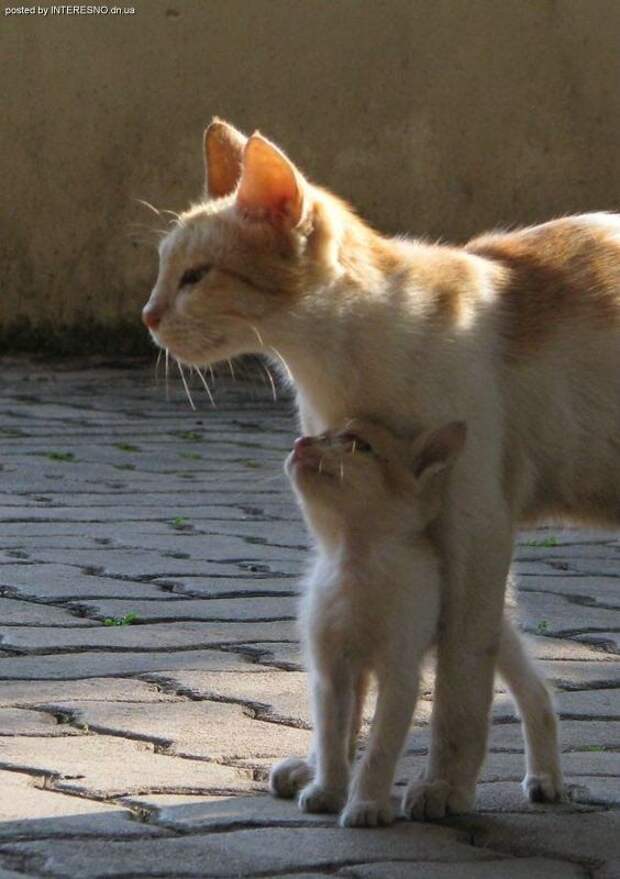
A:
[341, 669, 421, 827]
[297, 665, 356, 814]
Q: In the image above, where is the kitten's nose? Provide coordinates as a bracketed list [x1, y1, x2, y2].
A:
[294, 436, 313, 452]
[142, 304, 162, 330]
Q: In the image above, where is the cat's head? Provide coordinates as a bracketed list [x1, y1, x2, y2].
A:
[142, 119, 362, 367]
[286, 418, 467, 538]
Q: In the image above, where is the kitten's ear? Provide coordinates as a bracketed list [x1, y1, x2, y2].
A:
[410, 421, 467, 488]
[236, 133, 305, 228]
[203, 118, 247, 199]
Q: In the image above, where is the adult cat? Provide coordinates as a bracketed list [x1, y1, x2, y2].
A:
[143, 119, 620, 819]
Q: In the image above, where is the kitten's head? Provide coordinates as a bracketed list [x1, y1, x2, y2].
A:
[286, 418, 466, 539]
[142, 119, 356, 367]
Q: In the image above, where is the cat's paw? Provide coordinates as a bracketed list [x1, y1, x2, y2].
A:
[402, 779, 475, 821]
[522, 773, 566, 803]
[269, 757, 314, 799]
[340, 797, 394, 828]
[298, 782, 346, 814]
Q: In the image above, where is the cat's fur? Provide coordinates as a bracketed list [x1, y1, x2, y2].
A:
[270, 419, 563, 827]
[143, 119, 620, 819]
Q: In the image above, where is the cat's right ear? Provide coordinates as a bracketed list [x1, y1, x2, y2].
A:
[236, 133, 306, 229]
[410, 421, 467, 489]
[203, 118, 247, 199]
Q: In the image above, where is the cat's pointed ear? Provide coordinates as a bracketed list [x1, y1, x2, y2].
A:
[203, 118, 247, 199]
[410, 421, 466, 488]
[236, 133, 305, 228]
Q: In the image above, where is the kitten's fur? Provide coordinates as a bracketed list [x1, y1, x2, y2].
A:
[143, 119, 620, 819]
[270, 420, 562, 826]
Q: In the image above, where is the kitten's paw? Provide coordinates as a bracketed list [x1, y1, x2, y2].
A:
[340, 797, 394, 828]
[298, 782, 346, 814]
[522, 773, 566, 803]
[269, 757, 314, 799]
[402, 779, 475, 821]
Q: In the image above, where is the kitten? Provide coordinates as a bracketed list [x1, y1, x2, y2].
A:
[143, 119, 620, 818]
[269, 419, 563, 827]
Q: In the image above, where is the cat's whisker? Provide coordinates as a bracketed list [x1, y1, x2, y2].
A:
[208, 365, 216, 384]
[340, 459, 345, 483]
[352, 440, 357, 455]
[161, 209, 181, 221]
[246, 322, 266, 348]
[227, 359, 236, 380]
[269, 346, 294, 383]
[262, 362, 278, 402]
[134, 198, 161, 216]
[176, 360, 196, 410]
[164, 349, 170, 402]
[194, 367, 216, 408]
[155, 349, 163, 384]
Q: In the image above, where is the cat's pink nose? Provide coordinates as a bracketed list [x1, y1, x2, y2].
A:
[294, 436, 313, 452]
[142, 305, 162, 330]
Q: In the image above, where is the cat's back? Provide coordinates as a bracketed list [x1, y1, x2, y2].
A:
[465, 213, 620, 357]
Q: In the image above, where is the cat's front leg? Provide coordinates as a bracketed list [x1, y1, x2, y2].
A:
[403, 514, 512, 821]
[297, 665, 356, 814]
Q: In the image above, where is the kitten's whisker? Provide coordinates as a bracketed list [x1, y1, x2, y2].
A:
[269, 346, 294, 382]
[247, 322, 265, 348]
[352, 440, 357, 455]
[176, 360, 196, 410]
[208, 365, 216, 384]
[161, 209, 181, 220]
[134, 198, 161, 216]
[262, 362, 278, 402]
[340, 460, 345, 482]
[195, 367, 216, 408]
[155, 349, 163, 384]
[165, 349, 170, 402]
[227, 359, 236, 380]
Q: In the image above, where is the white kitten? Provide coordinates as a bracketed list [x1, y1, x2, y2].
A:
[270, 419, 563, 827]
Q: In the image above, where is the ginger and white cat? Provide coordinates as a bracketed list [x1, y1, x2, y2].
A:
[143, 118, 620, 820]
[269, 419, 563, 827]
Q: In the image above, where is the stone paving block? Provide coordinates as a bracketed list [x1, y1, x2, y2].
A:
[341, 859, 589, 879]
[0, 707, 81, 737]
[517, 590, 620, 636]
[0, 678, 181, 707]
[0, 597, 97, 627]
[520, 633, 618, 660]
[50, 700, 312, 761]
[0, 770, 165, 839]
[518, 575, 620, 608]
[71, 595, 299, 623]
[1, 824, 494, 878]
[0, 619, 296, 653]
[154, 574, 299, 597]
[455, 812, 620, 867]
[0, 648, 253, 680]
[555, 688, 620, 719]
[0, 734, 252, 798]
[0, 564, 163, 601]
[123, 792, 330, 830]
[575, 632, 620, 653]
[539, 660, 620, 689]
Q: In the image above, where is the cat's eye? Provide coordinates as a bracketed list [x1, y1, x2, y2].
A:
[340, 432, 373, 453]
[179, 265, 211, 287]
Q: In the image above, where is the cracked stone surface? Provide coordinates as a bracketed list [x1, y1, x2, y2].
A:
[0, 361, 618, 878]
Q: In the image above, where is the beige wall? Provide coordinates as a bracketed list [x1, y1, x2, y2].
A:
[2, 0, 620, 349]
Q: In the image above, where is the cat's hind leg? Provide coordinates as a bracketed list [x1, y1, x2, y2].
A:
[497, 617, 565, 802]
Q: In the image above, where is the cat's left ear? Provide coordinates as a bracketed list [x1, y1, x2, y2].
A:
[236, 133, 306, 229]
[410, 421, 467, 488]
[203, 118, 247, 198]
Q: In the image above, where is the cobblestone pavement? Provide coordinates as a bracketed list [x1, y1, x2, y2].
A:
[0, 360, 618, 879]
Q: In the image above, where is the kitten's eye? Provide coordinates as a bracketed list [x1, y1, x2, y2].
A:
[179, 265, 211, 288]
[340, 432, 373, 453]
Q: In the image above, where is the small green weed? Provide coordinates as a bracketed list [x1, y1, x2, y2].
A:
[45, 451, 75, 462]
[536, 620, 550, 634]
[114, 442, 141, 453]
[582, 745, 605, 752]
[179, 451, 202, 460]
[526, 536, 558, 548]
[171, 516, 190, 530]
[174, 431, 203, 442]
[103, 612, 138, 626]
